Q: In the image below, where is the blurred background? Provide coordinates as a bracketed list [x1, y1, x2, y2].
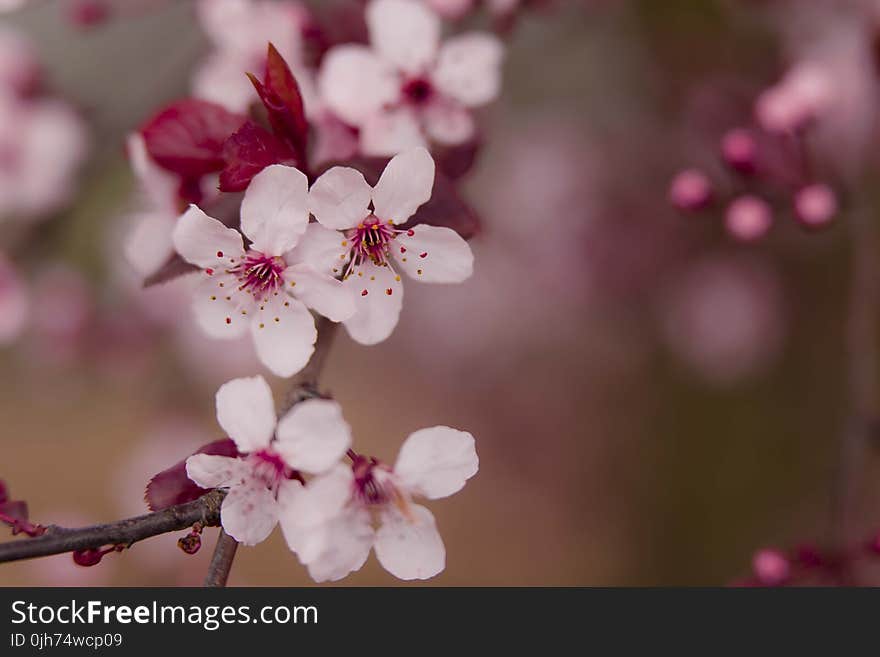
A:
[2, 0, 880, 585]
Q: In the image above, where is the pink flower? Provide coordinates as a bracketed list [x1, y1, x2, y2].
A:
[0, 94, 87, 221]
[308, 148, 474, 344]
[171, 164, 356, 376]
[318, 0, 504, 155]
[755, 63, 834, 134]
[668, 169, 712, 211]
[186, 375, 352, 545]
[193, 0, 311, 114]
[279, 426, 478, 581]
[424, 0, 474, 20]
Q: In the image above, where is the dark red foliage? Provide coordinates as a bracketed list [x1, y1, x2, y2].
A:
[260, 43, 309, 161]
[72, 545, 123, 567]
[141, 99, 247, 180]
[0, 480, 44, 537]
[219, 120, 298, 192]
[145, 439, 239, 512]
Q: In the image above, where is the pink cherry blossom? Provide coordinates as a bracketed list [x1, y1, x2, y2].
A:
[307, 147, 474, 344]
[186, 375, 352, 545]
[793, 183, 837, 229]
[279, 425, 478, 581]
[171, 164, 356, 377]
[193, 0, 311, 114]
[668, 169, 712, 211]
[0, 93, 87, 222]
[424, 0, 474, 20]
[318, 0, 504, 156]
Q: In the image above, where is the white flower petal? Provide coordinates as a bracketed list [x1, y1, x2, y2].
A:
[394, 426, 478, 499]
[375, 504, 445, 580]
[250, 296, 317, 377]
[173, 205, 245, 269]
[185, 454, 247, 489]
[303, 507, 374, 582]
[127, 132, 177, 213]
[308, 166, 372, 230]
[318, 45, 399, 127]
[220, 479, 279, 546]
[391, 224, 473, 283]
[192, 53, 257, 114]
[124, 212, 176, 278]
[371, 147, 435, 224]
[282, 464, 354, 535]
[286, 264, 356, 322]
[274, 399, 352, 474]
[284, 223, 350, 276]
[240, 165, 310, 255]
[192, 274, 251, 339]
[422, 101, 475, 145]
[360, 107, 427, 157]
[367, 0, 440, 75]
[342, 261, 404, 345]
[433, 33, 504, 107]
[215, 375, 277, 453]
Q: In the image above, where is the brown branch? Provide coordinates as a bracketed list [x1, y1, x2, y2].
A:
[0, 490, 224, 564]
[204, 530, 239, 587]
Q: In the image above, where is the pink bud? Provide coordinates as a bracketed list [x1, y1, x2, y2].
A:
[752, 548, 790, 585]
[669, 169, 712, 211]
[68, 1, 110, 28]
[725, 195, 773, 241]
[721, 128, 757, 173]
[794, 183, 837, 228]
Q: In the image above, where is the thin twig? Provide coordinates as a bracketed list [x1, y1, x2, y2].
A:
[0, 490, 224, 564]
[832, 202, 880, 550]
[204, 530, 239, 587]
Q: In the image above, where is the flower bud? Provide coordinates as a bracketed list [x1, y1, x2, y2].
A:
[725, 195, 773, 241]
[669, 169, 712, 211]
[178, 532, 202, 555]
[721, 128, 757, 173]
[794, 183, 837, 229]
[752, 548, 790, 586]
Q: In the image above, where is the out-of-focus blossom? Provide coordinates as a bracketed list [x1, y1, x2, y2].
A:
[793, 183, 837, 229]
[280, 426, 477, 581]
[661, 256, 785, 385]
[752, 548, 790, 586]
[318, 0, 503, 156]
[668, 169, 712, 211]
[0, 28, 38, 95]
[720, 128, 757, 173]
[25, 264, 93, 366]
[123, 134, 181, 279]
[172, 164, 355, 377]
[755, 63, 833, 135]
[424, 0, 474, 20]
[308, 148, 473, 344]
[0, 94, 87, 222]
[193, 0, 311, 114]
[724, 195, 773, 242]
[186, 375, 351, 545]
[0, 254, 28, 345]
[0, 0, 27, 13]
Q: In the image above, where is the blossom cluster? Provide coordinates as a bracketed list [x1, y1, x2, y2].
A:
[116, 0, 527, 582]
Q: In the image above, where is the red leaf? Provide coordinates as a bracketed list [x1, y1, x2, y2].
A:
[219, 120, 298, 192]
[262, 43, 309, 161]
[145, 439, 239, 512]
[141, 99, 247, 179]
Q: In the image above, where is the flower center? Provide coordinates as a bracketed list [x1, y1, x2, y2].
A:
[229, 251, 286, 301]
[351, 457, 413, 519]
[250, 449, 293, 490]
[345, 215, 400, 271]
[401, 77, 434, 106]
